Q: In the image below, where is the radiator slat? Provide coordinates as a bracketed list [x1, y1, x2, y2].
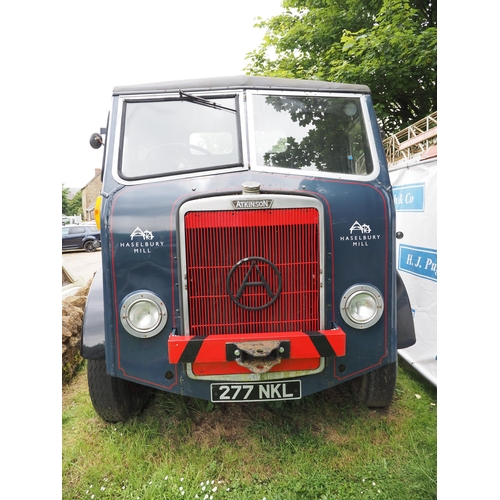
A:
[185, 208, 320, 336]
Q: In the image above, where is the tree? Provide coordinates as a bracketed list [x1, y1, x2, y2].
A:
[62, 184, 71, 215]
[245, 0, 436, 134]
[68, 191, 83, 217]
[62, 184, 83, 217]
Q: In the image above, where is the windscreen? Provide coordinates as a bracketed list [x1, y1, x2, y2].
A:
[252, 94, 374, 175]
[120, 96, 241, 179]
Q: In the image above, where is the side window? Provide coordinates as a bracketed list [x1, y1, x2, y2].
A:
[69, 227, 85, 235]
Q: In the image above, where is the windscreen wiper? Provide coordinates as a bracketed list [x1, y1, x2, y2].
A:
[179, 90, 236, 113]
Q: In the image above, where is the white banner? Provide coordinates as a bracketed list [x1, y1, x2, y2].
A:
[389, 158, 437, 385]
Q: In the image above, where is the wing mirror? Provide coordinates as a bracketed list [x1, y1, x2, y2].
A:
[89, 132, 104, 150]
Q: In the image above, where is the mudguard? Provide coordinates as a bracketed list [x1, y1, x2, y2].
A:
[81, 268, 106, 359]
[396, 272, 416, 349]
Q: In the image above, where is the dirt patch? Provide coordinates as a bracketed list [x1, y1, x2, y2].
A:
[190, 404, 255, 446]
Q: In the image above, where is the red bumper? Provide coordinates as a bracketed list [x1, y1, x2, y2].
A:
[168, 329, 346, 373]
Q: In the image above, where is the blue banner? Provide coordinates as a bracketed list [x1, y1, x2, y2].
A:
[398, 244, 437, 281]
[393, 183, 425, 211]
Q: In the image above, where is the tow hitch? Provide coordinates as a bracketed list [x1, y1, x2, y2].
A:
[226, 340, 290, 374]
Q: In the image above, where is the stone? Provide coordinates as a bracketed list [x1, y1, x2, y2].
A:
[62, 278, 93, 384]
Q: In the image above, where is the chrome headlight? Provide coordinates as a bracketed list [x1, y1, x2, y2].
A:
[340, 284, 384, 329]
[120, 291, 168, 338]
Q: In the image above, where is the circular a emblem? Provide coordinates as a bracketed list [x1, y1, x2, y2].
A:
[226, 257, 282, 311]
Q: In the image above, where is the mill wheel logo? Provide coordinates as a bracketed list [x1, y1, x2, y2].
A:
[349, 221, 371, 234]
[130, 227, 154, 240]
[226, 257, 282, 311]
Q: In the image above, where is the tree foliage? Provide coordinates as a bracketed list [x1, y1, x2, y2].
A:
[62, 184, 83, 217]
[69, 191, 83, 217]
[245, 0, 436, 133]
[62, 184, 71, 215]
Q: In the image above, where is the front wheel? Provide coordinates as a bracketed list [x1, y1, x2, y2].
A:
[87, 359, 152, 422]
[350, 361, 397, 408]
[84, 240, 96, 252]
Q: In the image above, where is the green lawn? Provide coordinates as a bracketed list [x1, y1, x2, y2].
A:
[62, 358, 437, 500]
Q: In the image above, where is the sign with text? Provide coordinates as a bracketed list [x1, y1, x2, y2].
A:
[393, 183, 425, 211]
[398, 244, 437, 282]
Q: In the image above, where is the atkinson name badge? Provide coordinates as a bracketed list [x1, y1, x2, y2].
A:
[231, 199, 274, 209]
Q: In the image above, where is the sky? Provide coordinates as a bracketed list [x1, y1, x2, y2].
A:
[50, 0, 285, 189]
[3, 1, 285, 191]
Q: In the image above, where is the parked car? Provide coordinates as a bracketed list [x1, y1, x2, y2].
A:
[62, 224, 101, 252]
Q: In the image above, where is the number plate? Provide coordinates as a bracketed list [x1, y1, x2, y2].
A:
[211, 380, 301, 402]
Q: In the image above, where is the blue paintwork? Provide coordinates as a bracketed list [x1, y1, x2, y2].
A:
[81, 268, 105, 359]
[97, 173, 394, 395]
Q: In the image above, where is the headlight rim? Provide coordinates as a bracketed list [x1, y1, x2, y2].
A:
[120, 291, 168, 338]
[340, 283, 384, 329]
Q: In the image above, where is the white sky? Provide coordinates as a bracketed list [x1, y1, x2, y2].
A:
[2, 1, 283, 190]
[53, 0, 283, 188]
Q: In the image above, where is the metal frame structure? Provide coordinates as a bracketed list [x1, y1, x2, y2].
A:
[383, 112, 437, 165]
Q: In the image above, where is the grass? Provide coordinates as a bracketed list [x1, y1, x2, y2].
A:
[62, 358, 437, 500]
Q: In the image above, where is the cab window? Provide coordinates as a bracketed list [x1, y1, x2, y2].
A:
[119, 96, 241, 179]
[251, 95, 373, 175]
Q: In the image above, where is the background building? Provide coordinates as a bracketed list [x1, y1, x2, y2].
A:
[81, 169, 102, 222]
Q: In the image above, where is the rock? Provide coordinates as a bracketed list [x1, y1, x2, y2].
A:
[62, 278, 93, 384]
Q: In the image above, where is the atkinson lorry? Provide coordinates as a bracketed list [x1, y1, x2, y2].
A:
[83, 75, 415, 422]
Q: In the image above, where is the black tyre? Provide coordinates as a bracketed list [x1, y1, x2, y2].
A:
[350, 361, 397, 408]
[84, 240, 96, 252]
[87, 359, 152, 422]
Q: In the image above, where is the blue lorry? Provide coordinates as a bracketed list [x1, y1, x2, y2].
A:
[83, 75, 415, 422]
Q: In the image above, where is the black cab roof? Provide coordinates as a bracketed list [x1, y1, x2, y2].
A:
[113, 75, 371, 96]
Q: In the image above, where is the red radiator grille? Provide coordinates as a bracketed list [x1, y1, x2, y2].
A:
[184, 208, 320, 336]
